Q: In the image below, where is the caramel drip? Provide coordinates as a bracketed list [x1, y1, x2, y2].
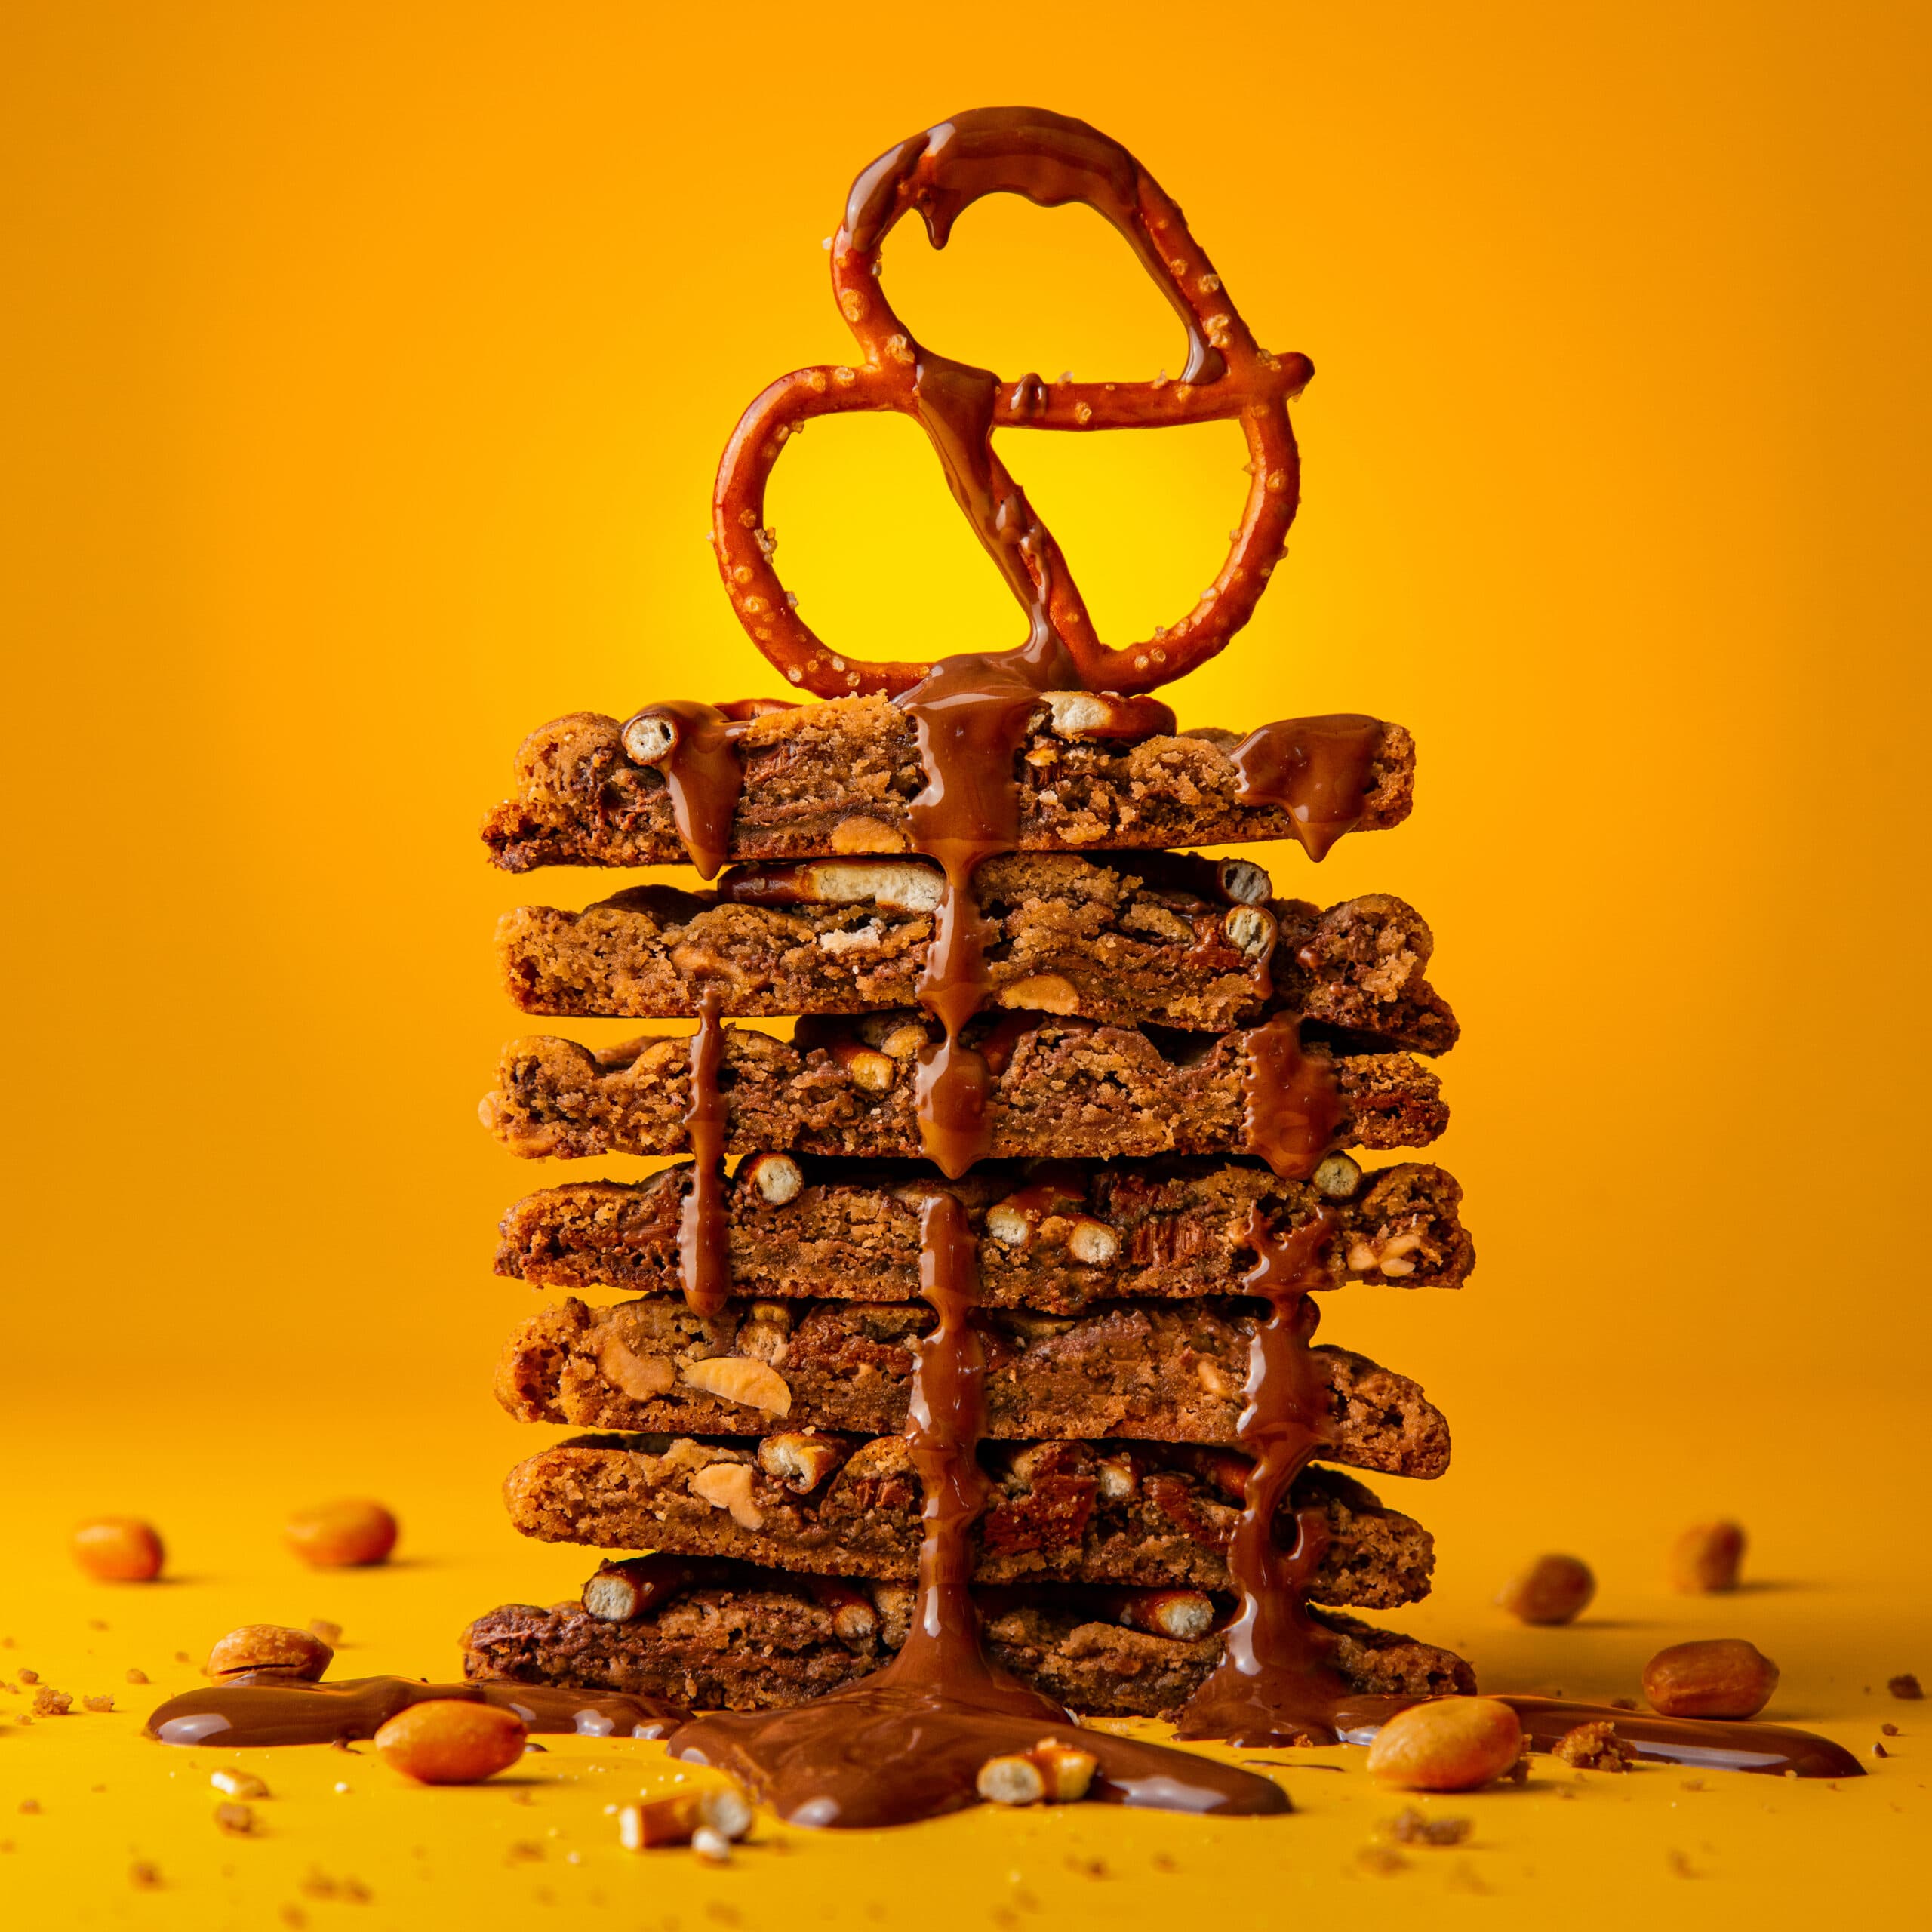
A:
[146, 1676, 681, 1749]
[665, 1192, 1287, 1826]
[900, 647, 1071, 1179]
[1175, 1208, 1347, 1745]
[1241, 1014, 1346, 1180]
[678, 987, 731, 1318]
[620, 701, 750, 880]
[1229, 713, 1384, 861]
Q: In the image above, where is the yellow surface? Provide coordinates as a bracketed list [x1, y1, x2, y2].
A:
[3, 0, 1928, 1924]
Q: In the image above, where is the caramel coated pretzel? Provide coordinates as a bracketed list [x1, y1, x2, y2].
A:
[712, 107, 1313, 700]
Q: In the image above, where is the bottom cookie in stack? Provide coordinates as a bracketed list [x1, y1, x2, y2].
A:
[462, 1555, 1474, 1720]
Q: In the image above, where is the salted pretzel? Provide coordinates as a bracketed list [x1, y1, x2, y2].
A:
[711, 106, 1313, 700]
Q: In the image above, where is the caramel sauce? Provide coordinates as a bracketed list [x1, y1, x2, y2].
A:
[1175, 1208, 1346, 1744]
[667, 1193, 1287, 1826]
[618, 701, 750, 880]
[678, 987, 731, 1318]
[1241, 1014, 1346, 1181]
[146, 1676, 681, 1748]
[1229, 713, 1385, 862]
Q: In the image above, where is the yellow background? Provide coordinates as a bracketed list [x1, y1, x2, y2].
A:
[3, 1, 1926, 1923]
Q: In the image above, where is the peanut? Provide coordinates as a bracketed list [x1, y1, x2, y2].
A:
[1668, 1521, 1746, 1593]
[1366, 1698, 1524, 1792]
[284, 1500, 398, 1568]
[1495, 1553, 1595, 1625]
[680, 1355, 792, 1415]
[205, 1625, 333, 1684]
[1642, 1639, 1778, 1719]
[373, 1700, 526, 1784]
[997, 974, 1081, 1016]
[71, 1518, 165, 1583]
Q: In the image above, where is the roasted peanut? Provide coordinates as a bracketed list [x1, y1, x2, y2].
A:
[829, 815, 909, 854]
[688, 1461, 764, 1530]
[205, 1626, 332, 1684]
[680, 1355, 792, 1415]
[598, 1333, 676, 1401]
[1642, 1640, 1778, 1719]
[284, 1500, 398, 1569]
[211, 1770, 269, 1799]
[1495, 1554, 1595, 1626]
[373, 1700, 526, 1784]
[1366, 1698, 1525, 1791]
[997, 974, 1081, 1016]
[1668, 1521, 1746, 1593]
[71, 1518, 165, 1583]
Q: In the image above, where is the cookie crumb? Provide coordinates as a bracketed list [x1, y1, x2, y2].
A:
[125, 1669, 149, 1685]
[17, 1669, 38, 1685]
[1356, 1845, 1407, 1877]
[130, 1862, 162, 1890]
[309, 1620, 343, 1646]
[215, 1802, 256, 1836]
[31, 1687, 72, 1717]
[83, 1694, 114, 1713]
[1385, 1807, 1472, 1846]
[1552, 1721, 1638, 1772]
[1666, 1849, 1699, 1879]
[1872, 1742, 1889, 1758]
[1888, 1674, 1922, 1700]
[18, 1800, 41, 1815]
[1881, 1722, 1900, 1736]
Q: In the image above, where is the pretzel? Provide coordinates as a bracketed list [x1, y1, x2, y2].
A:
[711, 107, 1313, 700]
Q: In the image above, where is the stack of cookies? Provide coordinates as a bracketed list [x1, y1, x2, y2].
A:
[463, 692, 1475, 1719]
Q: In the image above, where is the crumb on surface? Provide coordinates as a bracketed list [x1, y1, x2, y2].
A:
[83, 1694, 114, 1712]
[125, 1669, 148, 1684]
[1553, 1721, 1638, 1772]
[1385, 1807, 1472, 1845]
[309, 1620, 343, 1645]
[130, 1862, 161, 1890]
[31, 1687, 72, 1717]
[1356, 1844, 1407, 1877]
[1889, 1673, 1923, 1700]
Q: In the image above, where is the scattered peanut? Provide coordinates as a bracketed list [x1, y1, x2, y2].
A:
[70, 1518, 165, 1583]
[212, 1770, 269, 1799]
[284, 1500, 398, 1569]
[205, 1626, 333, 1684]
[214, 1801, 256, 1835]
[1366, 1699, 1524, 1792]
[1668, 1520, 1746, 1592]
[307, 1620, 343, 1647]
[372, 1702, 526, 1784]
[1642, 1640, 1779, 1719]
[1496, 1554, 1595, 1625]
